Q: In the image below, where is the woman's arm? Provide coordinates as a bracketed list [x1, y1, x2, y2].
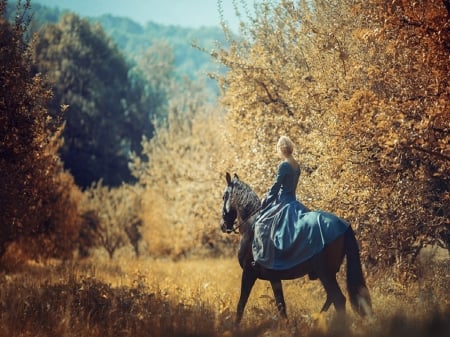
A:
[261, 162, 288, 208]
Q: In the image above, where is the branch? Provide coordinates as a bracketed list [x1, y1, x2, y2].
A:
[412, 145, 450, 162]
[254, 80, 294, 116]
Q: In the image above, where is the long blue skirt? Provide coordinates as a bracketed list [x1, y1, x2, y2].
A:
[252, 200, 349, 270]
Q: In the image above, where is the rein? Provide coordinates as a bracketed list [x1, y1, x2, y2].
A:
[231, 208, 261, 234]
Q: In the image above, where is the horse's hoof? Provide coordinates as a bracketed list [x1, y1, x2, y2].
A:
[311, 312, 328, 333]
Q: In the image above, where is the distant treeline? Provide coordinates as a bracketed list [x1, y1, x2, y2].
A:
[5, 1, 228, 81]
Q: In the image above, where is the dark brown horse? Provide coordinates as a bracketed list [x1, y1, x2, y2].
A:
[220, 173, 372, 324]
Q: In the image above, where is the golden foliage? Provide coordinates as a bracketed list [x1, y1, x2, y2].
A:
[130, 80, 234, 258]
[121, 0, 449, 279]
[0, 12, 82, 264]
[213, 0, 449, 278]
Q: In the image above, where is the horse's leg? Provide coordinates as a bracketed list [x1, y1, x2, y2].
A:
[313, 236, 346, 315]
[270, 280, 288, 320]
[236, 269, 257, 325]
[319, 274, 346, 316]
[320, 296, 332, 313]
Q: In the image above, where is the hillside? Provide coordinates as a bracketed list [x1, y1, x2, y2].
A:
[4, 1, 227, 82]
[97, 14, 227, 80]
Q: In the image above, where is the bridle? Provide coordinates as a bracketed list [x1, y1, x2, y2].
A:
[229, 221, 241, 234]
[222, 207, 239, 234]
[223, 210, 260, 234]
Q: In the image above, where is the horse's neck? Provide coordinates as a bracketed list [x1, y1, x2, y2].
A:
[238, 207, 251, 224]
[235, 184, 259, 266]
[238, 211, 258, 232]
[236, 191, 260, 225]
[237, 208, 258, 265]
[238, 223, 255, 268]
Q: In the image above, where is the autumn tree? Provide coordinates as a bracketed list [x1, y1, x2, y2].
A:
[31, 13, 154, 187]
[337, 0, 450, 275]
[129, 78, 230, 258]
[0, 0, 81, 263]
[80, 181, 142, 259]
[214, 0, 449, 278]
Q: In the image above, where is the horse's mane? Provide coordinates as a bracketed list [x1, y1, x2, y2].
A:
[232, 179, 261, 220]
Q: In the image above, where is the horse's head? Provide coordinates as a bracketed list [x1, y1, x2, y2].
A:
[220, 172, 261, 234]
[220, 172, 239, 234]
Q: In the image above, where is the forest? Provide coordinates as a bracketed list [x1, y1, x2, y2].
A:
[0, 0, 449, 336]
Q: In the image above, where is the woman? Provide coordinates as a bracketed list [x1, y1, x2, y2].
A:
[252, 136, 349, 270]
[252, 135, 316, 269]
[260, 136, 307, 211]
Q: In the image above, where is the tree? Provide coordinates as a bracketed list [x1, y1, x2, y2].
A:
[32, 13, 154, 187]
[80, 181, 142, 259]
[0, 0, 81, 263]
[129, 78, 230, 258]
[213, 0, 449, 278]
[336, 0, 450, 274]
[132, 40, 175, 122]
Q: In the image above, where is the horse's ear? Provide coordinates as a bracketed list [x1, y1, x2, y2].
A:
[226, 172, 232, 185]
[234, 173, 240, 180]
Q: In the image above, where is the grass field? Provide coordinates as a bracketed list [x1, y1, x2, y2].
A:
[0, 248, 448, 337]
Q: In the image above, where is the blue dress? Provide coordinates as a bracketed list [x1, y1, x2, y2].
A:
[252, 161, 349, 270]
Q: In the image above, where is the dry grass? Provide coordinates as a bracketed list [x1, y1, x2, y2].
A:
[0, 247, 448, 337]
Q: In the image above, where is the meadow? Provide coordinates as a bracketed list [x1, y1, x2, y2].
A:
[0, 246, 448, 337]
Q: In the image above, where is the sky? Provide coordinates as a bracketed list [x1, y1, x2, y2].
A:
[32, 0, 252, 31]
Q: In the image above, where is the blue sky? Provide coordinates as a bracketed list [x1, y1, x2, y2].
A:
[32, 0, 252, 31]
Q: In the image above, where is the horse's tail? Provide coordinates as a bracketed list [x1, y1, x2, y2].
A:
[344, 226, 373, 317]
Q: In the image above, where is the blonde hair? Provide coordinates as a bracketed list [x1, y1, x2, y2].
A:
[277, 135, 294, 156]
